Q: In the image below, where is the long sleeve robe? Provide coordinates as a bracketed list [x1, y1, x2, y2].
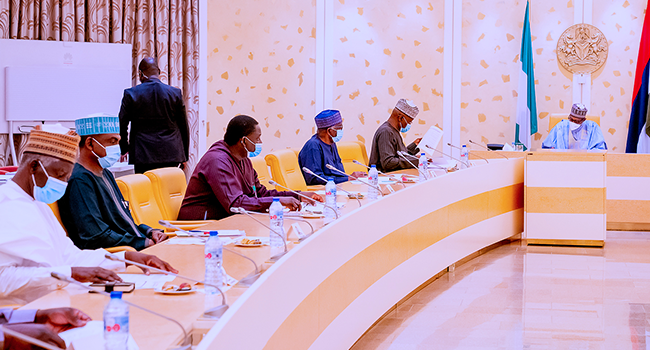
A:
[0, 181, 125, 305]
[178, 140, 300, 220]
[58, 163, 152, 251]
[542, 120, 607, 150]
[298, 134, 348, 185]
[368, 121, 419, 172]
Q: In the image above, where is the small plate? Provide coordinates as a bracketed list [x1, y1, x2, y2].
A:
[235, 242, 263, 247]
[154, 287, 197, 295]
[301, 212, 325, 219]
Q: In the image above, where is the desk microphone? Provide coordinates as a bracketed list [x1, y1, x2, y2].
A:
[397, 151, 436, 179]
[469, 139, 509, 159]
[351, 160, 407, 188]
[447, 143, 488, 164]
[424, 144, 471, 168]
[325, 164, 385, 196]
[268, 180, 340, 219]
[231, 210, 315, 241]
[1, 327, 65, 350]
[230, 207, 288, 261]
[158, 220, 261, 287]
[51, 272, 192, 349]
[302, 167, 363, 206]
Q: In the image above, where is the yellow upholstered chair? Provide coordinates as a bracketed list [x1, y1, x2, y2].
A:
[144, 167, 188, 220]
[549, 114, 601, 131]
[265, 149, 308, 191]
[47, 202, 135, 253]
[251, 157, 274, 190]
[337, 141, 369, 174]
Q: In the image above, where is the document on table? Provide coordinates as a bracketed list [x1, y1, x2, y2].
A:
[118, 274, 175, 290]
[60, 321, 139, 350]
[420, 126, 444, 157]
[165, 236, 236, 245]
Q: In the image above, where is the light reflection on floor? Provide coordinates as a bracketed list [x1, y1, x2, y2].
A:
[351, 231, 650, 350]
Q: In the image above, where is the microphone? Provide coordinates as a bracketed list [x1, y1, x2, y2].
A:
[447, 143, 488, 164]
[469, 139, 509, 159]
[325, 164, 385, 197]
[102, 254, 229, 320]
[397, 151, 435, 179]
[158, 220, 261, 287]
[268, 180, 340, 219]
[425, 144, 471, 168]
[351, 160, 407, 188]
[51, 272, 192, 349]
[302, 167, 363, 206]
[224, 211, 315, 241]
[1, 327, 65, 350]
[230, 207, 288, 262]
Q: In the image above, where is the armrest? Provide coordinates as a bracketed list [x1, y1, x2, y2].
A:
[105, 246, 137, 253]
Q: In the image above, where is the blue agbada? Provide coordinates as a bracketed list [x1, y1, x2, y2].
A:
[298, 134, 348, 185]
[542, 120, 607, 150]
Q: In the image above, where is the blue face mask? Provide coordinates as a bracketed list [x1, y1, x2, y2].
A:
[400, 121, 412, 133]
[32, 161, 68, 204]
[92, 138, 121, 168]
[243, 137, 263, 158]
[331, 128, 344, 143]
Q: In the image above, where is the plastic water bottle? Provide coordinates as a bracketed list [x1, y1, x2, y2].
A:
[104, 291, 129, 350]
[204, 231, 223, 294]
[368, 165, 379, 200]
[418, 152, 429, 182]
[269, 197, 286, 257]
[325, 177, 337, 223]
[460, 145, 469, 169]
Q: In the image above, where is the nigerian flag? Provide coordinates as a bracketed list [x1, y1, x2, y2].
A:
[515, 2, 538, 150]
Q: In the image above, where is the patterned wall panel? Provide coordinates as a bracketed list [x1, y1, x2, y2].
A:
[206, 0, 318, 153]
[332, 0, 445, 150]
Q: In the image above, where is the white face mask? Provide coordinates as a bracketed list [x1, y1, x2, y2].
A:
[570, 121, 582, 131]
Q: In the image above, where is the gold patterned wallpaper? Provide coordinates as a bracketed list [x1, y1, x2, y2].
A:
[207, 0, 647, 155]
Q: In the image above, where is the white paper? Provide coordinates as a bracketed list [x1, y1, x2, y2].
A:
[60, 321, 139, 350]
[178, 230, 244, 237]
[117, 274, 175, 290]
[165, 237, 235, 245]
[420, 126, 444, 156]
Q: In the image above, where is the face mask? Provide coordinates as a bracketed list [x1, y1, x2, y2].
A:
[243, 137, 263, 158]
[32, 161, 67, 204]
[91, 138, 121, 168]
[400, 118, 412, 133]
[331, 128, 344, 143]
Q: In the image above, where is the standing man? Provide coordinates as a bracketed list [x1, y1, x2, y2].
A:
[369, 99, 422, 172]
[119, 57, 190, 173]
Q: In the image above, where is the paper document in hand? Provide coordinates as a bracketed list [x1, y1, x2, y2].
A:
[118, 274, 175, 289]
[420, 126, 444, 156]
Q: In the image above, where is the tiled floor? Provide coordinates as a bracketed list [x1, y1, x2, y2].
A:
[351, 231, 650, 350]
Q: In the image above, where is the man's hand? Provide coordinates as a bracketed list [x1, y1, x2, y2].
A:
[119, 153, 128, 162]
[350, 171, 367, 178]
[279, 197, 301, 211]
[71, 267, 122, 284]
[151, 229, 168, 244]
[301, 192, 324, 204]
[3, 324, 66, 350]
[414, 137, 422, 145]
[124, 251, 178, 275]
[35, 308, 91, 333]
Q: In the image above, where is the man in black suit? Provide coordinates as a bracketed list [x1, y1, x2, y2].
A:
[119, 57, 190, 173]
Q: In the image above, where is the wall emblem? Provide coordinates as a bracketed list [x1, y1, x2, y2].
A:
[556, 24, 608, 74]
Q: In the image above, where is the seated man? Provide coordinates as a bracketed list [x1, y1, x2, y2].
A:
[59, 114, 168, 251]
[0, 126, 177, 305]
[542, 103, 607, 150]
[179, 115, 323, 220]
[368, 99, 422, 172]
[0, 307, 90, 349]
[299, 109, 366, 185]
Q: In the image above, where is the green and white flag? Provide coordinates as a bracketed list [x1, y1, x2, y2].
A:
[515, 2, 538, 149]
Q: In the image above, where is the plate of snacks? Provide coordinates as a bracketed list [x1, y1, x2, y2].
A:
[155, 283, 196, 295]
[236, 238, 264, 247]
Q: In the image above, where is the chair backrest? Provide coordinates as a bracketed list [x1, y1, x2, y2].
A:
[549, 114, 601, 131]
[48, 202, 67, 235]
[144, 167, 187, 221]
[265, 149, 307, 191]
[250, 156, 274, 190]
[337, 141, 369, 173]
[115, 174, 164, 229]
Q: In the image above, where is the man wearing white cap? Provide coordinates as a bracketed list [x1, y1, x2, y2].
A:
[369, 99, 422, 172]
[542, 103, 607, 150]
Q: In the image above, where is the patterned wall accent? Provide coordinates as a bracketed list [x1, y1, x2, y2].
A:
[206, 0, 318, 153]
[332, 0, 445, 147]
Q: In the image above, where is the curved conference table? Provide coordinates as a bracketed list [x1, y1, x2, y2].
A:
[23, 156, 524, 349]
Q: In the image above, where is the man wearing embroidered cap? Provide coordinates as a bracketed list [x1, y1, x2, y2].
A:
[369, 99, 423, 172]
[542, 103, 607, 150]
[59, 114, 169, 251]
[298, 110, 367, 185]
[0, 124, 177, 305]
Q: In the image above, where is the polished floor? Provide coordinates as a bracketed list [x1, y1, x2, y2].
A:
[351, 231, 650, 350]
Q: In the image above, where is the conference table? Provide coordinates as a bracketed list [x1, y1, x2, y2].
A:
[23, 157, 525, 349]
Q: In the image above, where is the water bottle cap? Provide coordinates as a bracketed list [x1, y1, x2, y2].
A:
[371, 165, 376, 168]
[209, 231, 218, 237]
[273, 197, 280, 202]
[327, 177, 334, 181]
[110, 291, 122, 299]
[421, 153, 425, 156]
[462, 144, 467, 147]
